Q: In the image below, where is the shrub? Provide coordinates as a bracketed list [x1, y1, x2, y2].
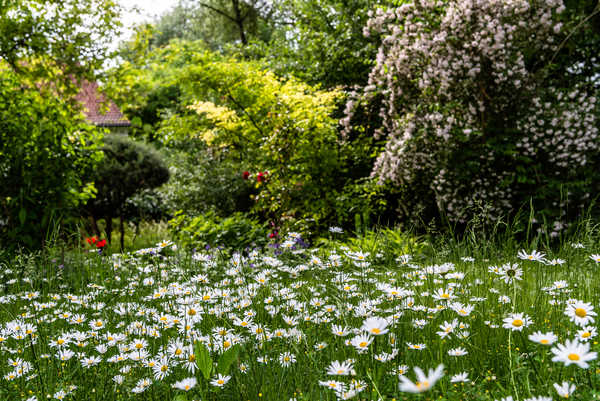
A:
[0, 68, 103, 249]
[346, 0, 600, 233]
[157, 137, 255, 218]
[84, 134, 170, 247]
[168, 211, 268, 250]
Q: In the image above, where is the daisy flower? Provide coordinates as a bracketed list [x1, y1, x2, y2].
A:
[577, 326, 597, 341]
[450, 372, 469, 383]
[279, 352, 296, 367]
[361, 316, 390, 336]
[589, 254, 600, 263]
[448, 347, 468, 356]
[553, 381, 575, 398]
[350, 333, 373, 353]
[407, 342, 426, 351]
[432, 288, 456, 301]
[172, 377, 196, 391]
[398, 364, 444, 393]
[551, 339, 597, 368]
[517, 249, 546, 262]
[564, 300, 596, 326]
[528, 331, 558, 345]
[499, 263, 523, 283]
[326, 360, 354, 376]
[502, 313, 533, 331]
[210, 373, 231, 387]
[319, 380, 344, 391]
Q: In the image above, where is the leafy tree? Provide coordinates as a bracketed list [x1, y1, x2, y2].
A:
[255, 0, 393, 88]
[0, 0, 122, 90]
[136, 0, 276, 51]
[84, 135, 170, 250]
[0, 66, 103, 249]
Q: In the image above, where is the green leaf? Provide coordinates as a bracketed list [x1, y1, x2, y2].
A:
[172, 395, 187, 401]
[18, 208, 27, 225]
[217, 344, 240, 375]
[194, 341, 213, 380]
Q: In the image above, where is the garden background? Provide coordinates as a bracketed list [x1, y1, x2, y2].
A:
[0, 1, 600, 400]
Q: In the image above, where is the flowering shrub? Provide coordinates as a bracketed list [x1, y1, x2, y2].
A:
[346, 0, 600, 232]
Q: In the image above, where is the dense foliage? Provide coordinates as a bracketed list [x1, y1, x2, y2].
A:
[169, 210, 268, 250]
[0, 0, 122, 89]
[84, 134, 170, 246]
[108, 41, 387, 236]
[346, 0, 600, 233]
[0, 66, 103, 249]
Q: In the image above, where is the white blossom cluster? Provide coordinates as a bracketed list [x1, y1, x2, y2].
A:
[345, 0, 599, 224]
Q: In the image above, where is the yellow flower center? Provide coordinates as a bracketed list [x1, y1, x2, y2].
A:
[441, 293, 450, 299]
[371, 328, 381, 334]
[217, 379, 224, 385]
[540, 339, 549, 344]
[337, 369, 344, 374]
[568, 353, 580, 361]
[203, 295, 211, 301]
[223, 341, 231, 348]
[359, 341, 368, 347]
[185, 385, 190, 390]
[575, 308, 587, 318]
[512, 319, 523, 327]
[189, 354, 195, 362]
[57, 339, 64, 345]
[188, 309, 196, 316]
[95, 321, 103, 327]
[175, 349, 182, 355]
[582, 332, 591, 338]
[161, 365, 168, 372]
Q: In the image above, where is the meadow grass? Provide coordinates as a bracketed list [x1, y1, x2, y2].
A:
[1, 227, 600, 401]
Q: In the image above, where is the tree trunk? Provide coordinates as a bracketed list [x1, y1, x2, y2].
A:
[90, 216, 101, 237]
[105, 217, 112, 244]
[231, 0, 248, 45]
[119, 214, 125, 251]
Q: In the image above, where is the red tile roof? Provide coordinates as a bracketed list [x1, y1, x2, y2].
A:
[75, 80, 130, 127]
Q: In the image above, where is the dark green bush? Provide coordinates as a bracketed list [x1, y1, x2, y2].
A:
[84, 134, 170, 245]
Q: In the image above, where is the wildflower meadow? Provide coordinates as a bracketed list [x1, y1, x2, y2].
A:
[2, 230, 600, 401]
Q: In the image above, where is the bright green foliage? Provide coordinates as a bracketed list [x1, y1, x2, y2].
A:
[181, 56, 365, 233]
[169, 211, 268, 250]
[0, 66, 103, 249]
[108, 41, 384, 235]
[0, 0, 122, 90]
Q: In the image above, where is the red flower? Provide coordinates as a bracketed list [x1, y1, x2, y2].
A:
[257, 171, 268, 183]
[86, 236, 97, 245]
[242, 171, 250, 180]
[96, 239, 107, 248]
[268, 231, 278, 238]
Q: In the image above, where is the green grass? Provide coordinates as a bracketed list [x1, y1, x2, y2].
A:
[1, 228, 600, 401]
